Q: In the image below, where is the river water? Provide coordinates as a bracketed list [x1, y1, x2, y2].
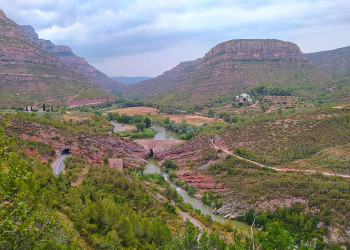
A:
[144, 125, 253, 233]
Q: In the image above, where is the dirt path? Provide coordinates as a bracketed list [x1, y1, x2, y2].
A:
[211, 139, 350, 178]
[66, 88, 87, 105]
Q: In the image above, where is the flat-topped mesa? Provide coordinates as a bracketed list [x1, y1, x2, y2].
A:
[199, 39, 307, 68]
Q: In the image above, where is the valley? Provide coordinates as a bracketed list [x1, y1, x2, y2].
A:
[1, 7, 350, 250]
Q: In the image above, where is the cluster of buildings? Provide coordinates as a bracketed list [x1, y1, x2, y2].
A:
[235, 93, 252, 102]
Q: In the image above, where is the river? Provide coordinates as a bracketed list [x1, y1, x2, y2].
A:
[145, 125, 253, 233]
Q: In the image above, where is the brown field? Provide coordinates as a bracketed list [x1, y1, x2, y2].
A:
[106, 106, 221, 125]
[106, 106, 158, 115]
[165, 115, 220, 126]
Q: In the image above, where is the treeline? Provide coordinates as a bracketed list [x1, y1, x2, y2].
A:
[107, 112, 151, 128]
[163, 118, 202, 140]
[249, 85, 292, 97]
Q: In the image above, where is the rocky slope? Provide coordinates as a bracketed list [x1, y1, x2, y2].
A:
[5, 116, 148, 167]
[20, 25, 125, 92]
[0, 10, 113, 106]
[125, 59, 201, 97]
[147, 39, 331, 110]
[306, 46, 350, 78]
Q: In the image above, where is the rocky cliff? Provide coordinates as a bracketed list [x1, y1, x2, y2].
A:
[0, 10, 113, 106]
[125, 59, 201, 97]
[149, 39, 331, 110]
[20, 25, 125, 92]
[198, 39, 308, 69]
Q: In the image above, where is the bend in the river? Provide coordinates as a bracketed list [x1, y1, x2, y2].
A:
[144, 125, 253, 233]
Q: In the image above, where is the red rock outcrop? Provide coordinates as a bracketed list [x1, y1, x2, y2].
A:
[5, 117, 148, 167]
[153, 135, 212, 167]
[177, 170, 228, 192]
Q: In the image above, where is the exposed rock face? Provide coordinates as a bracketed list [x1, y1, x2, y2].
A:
[20, 25, 125, 91]
[5, 117, 149, 167]
[125, 59, 201, 97]
[199, 39, 307, 69]
[0, 10, 112, 106]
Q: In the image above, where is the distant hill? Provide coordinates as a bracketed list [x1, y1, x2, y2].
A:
[141, 39, 331, 110]
[0, 10, 113, 106]
[124, 59, 201, 97]
[110, 76, 152, 85]
[306, 46, 350, 78]
[20, 25, 125, 92]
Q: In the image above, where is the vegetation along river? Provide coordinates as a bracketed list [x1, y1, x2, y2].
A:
[145, 125, 253, 232]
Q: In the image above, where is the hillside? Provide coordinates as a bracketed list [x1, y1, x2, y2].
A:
[110, 76, 152, 85]
[0, 10, 114, 107]
[306, 46, 350, 78]
[20, 25, 125, 92]
[147, 39, 331, 111]
[124, 59, 201, 98]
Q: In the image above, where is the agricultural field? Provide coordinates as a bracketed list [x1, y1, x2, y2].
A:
[106, 106, 223, 126]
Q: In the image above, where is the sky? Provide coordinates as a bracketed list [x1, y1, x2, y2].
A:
[1, 0, 350, 77]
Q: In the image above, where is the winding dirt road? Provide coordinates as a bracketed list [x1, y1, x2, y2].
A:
[211, 139, 350, 178]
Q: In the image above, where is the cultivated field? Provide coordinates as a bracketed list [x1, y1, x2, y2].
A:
[106, 106, 221, 125]
[106, 106, 158, 115]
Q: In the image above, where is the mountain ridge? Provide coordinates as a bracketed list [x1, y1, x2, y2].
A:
[0, 10, 113, 106]
[20, 25, 125, 92]
[306, 46, 350, 78]
[127, 39, 331, 110]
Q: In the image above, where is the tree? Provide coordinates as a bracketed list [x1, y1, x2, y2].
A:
[135, 122, 146, 132]
[144, 117, 151, 128]
[163, 117, 170, 125]
[163, 160, 178, 173]
[258, 221, 294, 249]
[43, 103, 46, 111]
[187, 185, 196, 196]
[103, 156, 109, 165]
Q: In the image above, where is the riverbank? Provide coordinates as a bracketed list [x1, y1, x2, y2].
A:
[143, 157, 255, 233]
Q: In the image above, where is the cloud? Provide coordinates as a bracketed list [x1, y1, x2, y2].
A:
[1, 0, 350, 76]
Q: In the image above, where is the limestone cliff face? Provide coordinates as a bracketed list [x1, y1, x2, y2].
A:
[199, 39, 307, 69]
[20, 25, 125, 91]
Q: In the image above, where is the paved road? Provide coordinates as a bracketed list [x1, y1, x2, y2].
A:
[52, 154, 69, 175]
